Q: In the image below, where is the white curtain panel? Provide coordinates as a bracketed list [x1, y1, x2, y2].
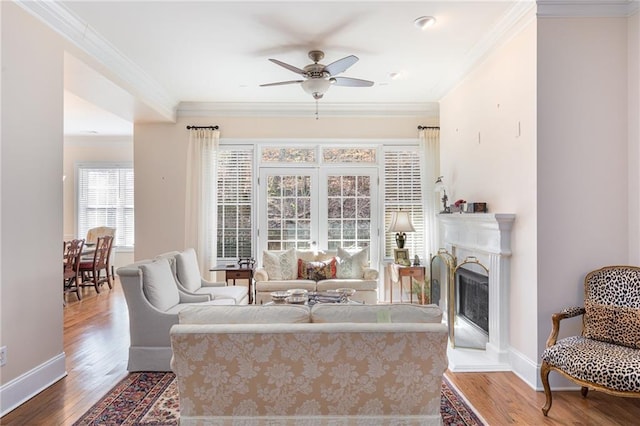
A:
[418, 128, 440, 259]
[185, 128, 219, 278]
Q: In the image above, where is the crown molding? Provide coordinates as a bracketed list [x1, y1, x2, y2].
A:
[15, 0, 177, 121]
[177, 102, 439, 118]
[432, 1, 537, 100]
[537, 0, 639, 17]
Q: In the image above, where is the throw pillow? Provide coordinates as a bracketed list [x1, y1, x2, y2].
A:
[263, 248, 297, 280]
[140, 258, 180, 311]
[175, 248, 202, 292]
[336, 247, 369, 279]
[583, 300, 640, 349]
[298, 258, 337, 281]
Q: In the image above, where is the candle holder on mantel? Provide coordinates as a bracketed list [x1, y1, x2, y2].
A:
[434, 176, 450, 213]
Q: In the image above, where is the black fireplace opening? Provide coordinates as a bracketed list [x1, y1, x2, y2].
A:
[456, 267, 489, 334]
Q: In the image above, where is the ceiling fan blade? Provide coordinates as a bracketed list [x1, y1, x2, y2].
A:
[324, 55, 359, 76]
[268, 58, 306, 75]
[331, 76, 374, 87]
[260, 80, 304, 87]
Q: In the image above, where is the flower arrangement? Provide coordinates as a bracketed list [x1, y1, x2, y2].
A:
[454, 199, 466, 208]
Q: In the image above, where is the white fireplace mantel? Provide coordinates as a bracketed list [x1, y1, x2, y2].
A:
[438, 212, 516, 372]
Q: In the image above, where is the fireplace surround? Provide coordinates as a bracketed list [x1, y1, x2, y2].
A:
[437, 213, 515, 371]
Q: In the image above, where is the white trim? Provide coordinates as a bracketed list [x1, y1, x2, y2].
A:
[178, 101, 438, 118]
[537, 0, 639, 18]
[0, 353, 66, 417]
[508, 345, 540, 389]
[433, 1, 536, 100]
[15, 0, 177, 121]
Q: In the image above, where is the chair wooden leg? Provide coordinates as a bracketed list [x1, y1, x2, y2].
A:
[93, 269, 101, 293]
[75, 275, 82, 300]
[581, 386, 589, 398]
[106, 266, 113, 289]
[541, 360, 553, 416]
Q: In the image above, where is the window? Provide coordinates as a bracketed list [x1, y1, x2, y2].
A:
[217, 148, 253, 259]
[384, 149, 424, 259]
[77, 164, 134, 248]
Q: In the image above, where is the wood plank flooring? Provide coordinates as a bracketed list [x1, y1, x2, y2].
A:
[2, 280, 639, 425]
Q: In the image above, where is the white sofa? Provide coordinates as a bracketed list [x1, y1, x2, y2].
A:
[170, 303, 448, 425]
[254, 247, 379, 305]
[117, 249, 248, 372]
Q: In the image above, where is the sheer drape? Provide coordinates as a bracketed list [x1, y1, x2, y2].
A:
[185, 128, 219, 277]
[418, 128, 440, 259]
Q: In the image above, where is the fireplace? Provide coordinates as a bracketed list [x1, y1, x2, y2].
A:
[437, 212, 515, 371]
[456, 267, 489, 334]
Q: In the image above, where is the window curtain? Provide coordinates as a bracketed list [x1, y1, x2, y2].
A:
[418, 127, 440, 259]
[185, 128, 219, 277]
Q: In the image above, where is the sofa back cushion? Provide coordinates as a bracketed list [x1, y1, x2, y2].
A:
[263, 248, 297, 280]
[310, 303, 443, 323]
[175, 248, 202, 292]
[140, 258, 180, 311]
[179, 305, 311, 324]
[335, 247, 369, 279]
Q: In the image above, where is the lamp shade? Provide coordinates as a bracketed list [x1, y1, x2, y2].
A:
[301, 78, 331, 96]
[388, 211, 416, 233]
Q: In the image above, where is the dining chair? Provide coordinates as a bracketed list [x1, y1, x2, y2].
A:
[79, 235, 114, 293]
[63, 238, 85, 302]
[85, 226, 117, 285]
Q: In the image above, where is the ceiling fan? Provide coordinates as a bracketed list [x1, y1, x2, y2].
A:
[260, 50, 374, 100]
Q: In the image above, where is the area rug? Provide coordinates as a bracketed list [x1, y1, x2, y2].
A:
[74, 372, 485, 425]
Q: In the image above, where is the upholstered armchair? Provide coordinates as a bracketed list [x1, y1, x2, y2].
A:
[540, 265, 640, 416]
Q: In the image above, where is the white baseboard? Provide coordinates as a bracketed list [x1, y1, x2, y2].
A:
[0, 352, 67, 417]
[509, 346, 581, 391]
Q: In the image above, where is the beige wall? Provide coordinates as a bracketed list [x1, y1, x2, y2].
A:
[134, 115, 436, 261]
[1, 2, 65, 413]
[63, 137, 134, 268]
[629, 11, 640, 264]
[439, 21, 538, 377]
[537, 16, 630, 383]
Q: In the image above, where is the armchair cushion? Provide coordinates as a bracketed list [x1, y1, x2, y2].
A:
[542, 336, 640, 392]
[263, 247, 297, 280]
[175, 248, 202, 292]
[584, 300, 640, 349]
[140, 258, 180, 312]
[336, 247, 369, 279]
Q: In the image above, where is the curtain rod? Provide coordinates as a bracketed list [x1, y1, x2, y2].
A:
[417, 125, 440, 130]
[186, 125, 219, 130]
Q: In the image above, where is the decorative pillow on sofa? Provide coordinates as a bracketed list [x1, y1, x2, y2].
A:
[298, 258, 337, 281]
[336, 247, 369, 279]
[583, 300, 640, 349]
[263, 248, 297, 280]
[140, 258, 180, 311]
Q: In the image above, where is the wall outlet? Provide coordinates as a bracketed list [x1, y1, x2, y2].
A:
[0, 346, 6, 366]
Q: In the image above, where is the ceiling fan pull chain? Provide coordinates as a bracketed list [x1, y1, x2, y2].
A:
[315, 100, 319, 120]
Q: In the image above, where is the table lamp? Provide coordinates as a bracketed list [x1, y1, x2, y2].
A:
[388, 210, 415, 248]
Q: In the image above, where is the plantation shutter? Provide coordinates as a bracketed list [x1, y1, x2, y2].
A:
[383, 149, 424, 259]
[216, 148, 253, 259]
[77, 165, 134, 248]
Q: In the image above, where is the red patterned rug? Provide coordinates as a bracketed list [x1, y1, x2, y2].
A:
[74, 372, 485, 425]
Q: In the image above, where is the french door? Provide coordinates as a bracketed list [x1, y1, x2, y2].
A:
[259, 167, 378, 264]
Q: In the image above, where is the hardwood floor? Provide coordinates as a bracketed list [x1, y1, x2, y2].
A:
[2, 281, 639, 425]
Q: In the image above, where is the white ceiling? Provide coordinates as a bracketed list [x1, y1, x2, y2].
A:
[31, 1, 538, 135]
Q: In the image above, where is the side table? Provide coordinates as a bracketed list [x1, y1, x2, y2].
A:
[210, 264, 254, 304]
[387, 263, 426, 304]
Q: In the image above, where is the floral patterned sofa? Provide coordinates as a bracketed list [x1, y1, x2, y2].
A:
[170, 303, 448, 425]
[254, 247, 379, 305]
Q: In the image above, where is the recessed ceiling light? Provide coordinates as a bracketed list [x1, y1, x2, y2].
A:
[414, 16, 436, 30]
[389, 72, 401, 80]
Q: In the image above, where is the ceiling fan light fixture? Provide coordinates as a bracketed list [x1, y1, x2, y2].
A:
[414, 16, 436, 30]
[301, 78, 331, 97]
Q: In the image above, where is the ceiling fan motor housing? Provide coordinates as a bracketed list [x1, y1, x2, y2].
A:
[303, 64, 329, 79]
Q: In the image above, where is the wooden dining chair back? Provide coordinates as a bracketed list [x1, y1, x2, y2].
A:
[79, 235, 114, 293]
[85, 226, 117, 284]
[63, 239, 85, 302]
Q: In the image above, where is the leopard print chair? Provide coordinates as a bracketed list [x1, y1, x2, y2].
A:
[540, 265, 640, 416]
